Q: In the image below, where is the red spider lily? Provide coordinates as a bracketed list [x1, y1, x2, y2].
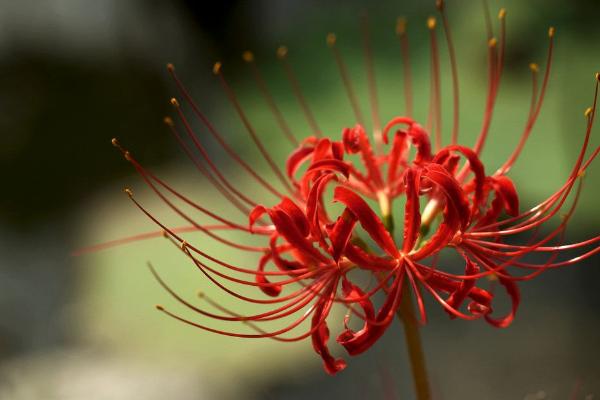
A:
[105, 2, 600, 376]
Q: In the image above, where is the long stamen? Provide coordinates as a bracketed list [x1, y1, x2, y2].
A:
[396, 17, 413, 117]
[180, 241, 320, 303]
[214, 62, 295, 195]
[167, 65, 284, 199]
[154, 301, 315, 340]
[168, 99, 256, 206]
[276, 46, 322, 137]
[327, 33, 365, 125]
[111, 142, 253, 234]
[496, 27, 555, 174]
[163, 117, 252, 216]
[527, 63, 540, 121]
[361, 14, 382, 147]
[396, 17, 413, 118]
[159, 220, 315, 290]
[130, 202, 314, 283]
[196, 287, 322, 324]
[148, 262, 320, 325]
[473, 78, 598, 238]
[242, 51, 299, 147]
[133, 167, 267, 252]
[72, 225, 241, 256]
[170, 97, 283, 202]
[496, 9, 507, 87]
[472, 36, 499, 155]
[436, 0, 460, 145]
[427, 17, 442, 150]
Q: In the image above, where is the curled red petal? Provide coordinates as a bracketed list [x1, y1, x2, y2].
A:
[381, 116, 415, 144]
[335, 278, 376, 354]
[492, 175, 519, 216]
[286, 145, 314, 182]
[485, 274, 520, 328]
[411, 223, 455, 261]
[333, 186, 399, 257]
[343, 126, 361, 153]
[434, 145, 486, 217]
[256, 253, 282, 297]
[275, 197, 310, 238]
[403, 168, 422, 253]
[387, 130, 409, 184]
[474, 184, 505, 229]
[268, 208, 329, 264]
[344, 244, 397, 271]
[337, 273, 402, 355]
[331, 141, 344, 160]
[411, 165, 470, 260]
[424, 270, 493, 307]
[424, 164, 470, 230]
[313, 138, 336, 161]
[306, 159, 350, 179]
[327, 209, 358, 262]
[306, 173, 337, 237]
[249, 205, 267, 231]
[342, 125, 384, 189]
[313, 322, 347, 375]
[407, 124, 432, 165]
[269, 235, 304, 271]
[445, 258, 479, 317]
[311, 282, 347, 375]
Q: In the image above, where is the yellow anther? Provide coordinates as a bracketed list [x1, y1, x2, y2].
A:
[548, 26, 555, 38]
[595, 72, 600, 81]
[111, 138, 132, 161]
[166, 63, 175, 72]
[427, 16, 436, 30]
[242, 51, 254, 63]
[529, 63, 539, 73]
[212, 61, 222, 75]
[163, 116, 174, 126]
[498, 8, 506, 19]
[180, 240, 188, 250]
[155, 304, 165, 311]
[197, 291, 205, 299]
[578, 169, 587, 178]
[326, 33, 336, 47]
[276, 46, 288, 59]
[488, 37, 498, 48]
[396, 17, 407, 36]
[124, 188, 133, 197]
[170, 98, 179, 107]
[584, 107, 593, 118]
[435, 0, 444, 11]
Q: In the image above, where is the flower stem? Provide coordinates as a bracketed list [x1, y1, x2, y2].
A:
[381, 206, 431, 400]
[397, 282, 431, 400]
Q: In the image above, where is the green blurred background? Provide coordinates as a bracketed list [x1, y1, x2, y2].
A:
[0, 0, 599, 399]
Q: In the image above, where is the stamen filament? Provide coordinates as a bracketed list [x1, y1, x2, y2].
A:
[277, 46, 322, 137]
[327, 33, 366, 126]
[214, 62, 295, 196]
[242, 51, 299, 146]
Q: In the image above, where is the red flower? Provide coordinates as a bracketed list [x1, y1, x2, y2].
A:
[109, 3, 600, 375]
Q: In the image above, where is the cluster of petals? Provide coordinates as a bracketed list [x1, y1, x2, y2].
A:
[105, 4, 600, 375]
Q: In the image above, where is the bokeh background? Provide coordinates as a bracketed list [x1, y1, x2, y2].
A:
[1, 0, 599, 399]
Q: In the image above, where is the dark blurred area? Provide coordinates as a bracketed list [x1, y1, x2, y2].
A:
[0, 0, 599, 399]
